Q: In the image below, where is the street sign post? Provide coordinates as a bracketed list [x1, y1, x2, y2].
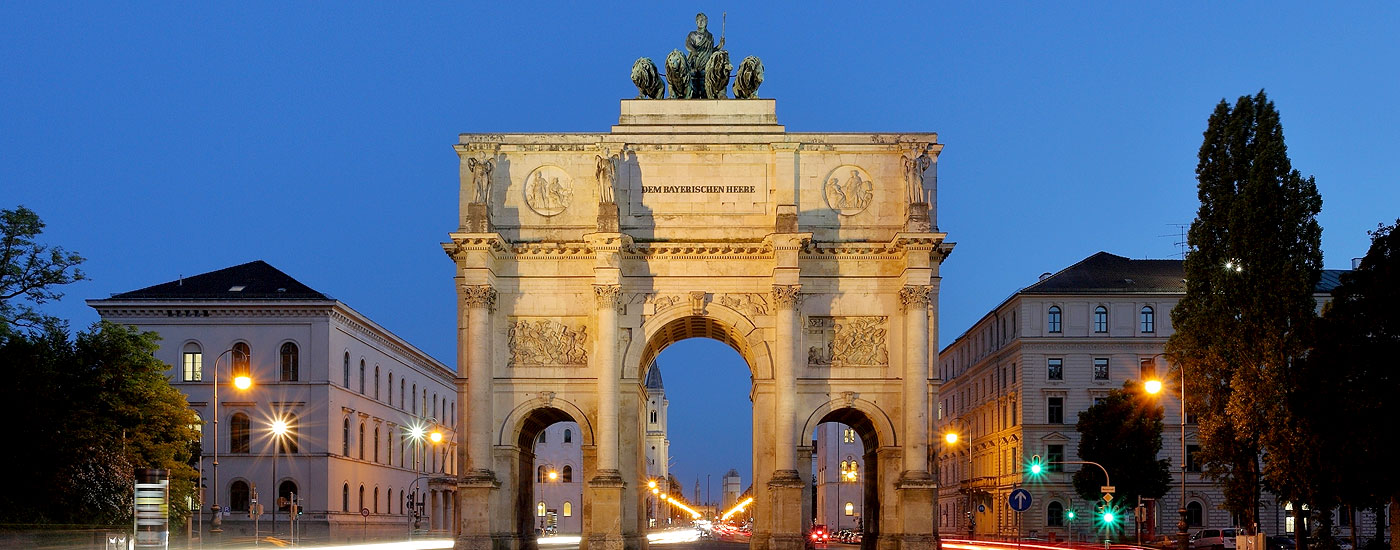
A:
[1009, 488, 1032, 512]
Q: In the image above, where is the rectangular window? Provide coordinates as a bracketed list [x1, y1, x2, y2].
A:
[1047, 307, 1062, 333]
[1186, 444, 1202, 472]
[1093, 397, 1107, 406]
[183, 352, 203, 382]
[1140, 358, 1157, 380]
[1093, 358, 1109, 380]
[1141, 307, 1156, 333]
[1047, 444, 1064, 472]
[1094, 306, 1108, 333]
[1047, 358, 1063, 380]
[1048, 397, 1064, 424]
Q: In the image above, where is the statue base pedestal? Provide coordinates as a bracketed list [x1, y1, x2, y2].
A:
[895, 476, 938, 550]
[597, 202, 619, 232]
[906, 202, 930, 232]
[467, 203, 490, 233]
[583, 472, 625, 550]
[454, 471, 500, 550]
[768, 470, 805, 550]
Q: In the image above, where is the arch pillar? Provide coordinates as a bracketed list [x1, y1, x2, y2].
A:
[768, 283, 805, 550]
[584, 230, 628, 550]
[458, 282, 500, 550]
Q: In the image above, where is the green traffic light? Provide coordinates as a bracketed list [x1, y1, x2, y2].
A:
[1103, 512, 1115, 523]
[1066, 510, 1075, 520]
[1030, 463, 1042, 475]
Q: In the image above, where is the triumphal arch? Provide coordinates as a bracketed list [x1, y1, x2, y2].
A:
[446, 20, 951, 550]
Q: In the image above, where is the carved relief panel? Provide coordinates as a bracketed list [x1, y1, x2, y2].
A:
[507, 318, 588, 367]
[806, 316, 889, 367]
[522, 165, 575, 217]
[823, 165, 875, 216]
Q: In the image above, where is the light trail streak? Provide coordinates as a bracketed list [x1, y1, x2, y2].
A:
[721, 496, 755, 520]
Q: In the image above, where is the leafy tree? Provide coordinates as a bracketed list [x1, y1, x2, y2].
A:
[1166, 90, 1323, 533]
[0, 205, 86, 337]
[0, 322, 199, 527]
[1072, 383, 1173, 510]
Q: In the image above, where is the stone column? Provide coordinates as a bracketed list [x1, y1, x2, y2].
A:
[769, 284, 805, 550]
[895, 285, 937, 550]
[588, 284, 625, 550]
[457, 284, 498, 550]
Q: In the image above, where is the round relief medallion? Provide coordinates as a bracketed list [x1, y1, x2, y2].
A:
[823, 165, 874, 216]
[523, 165, 574, 216]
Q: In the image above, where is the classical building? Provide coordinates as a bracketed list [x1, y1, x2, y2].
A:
[814, 423, 865, 531]
[88, 261, 459, 541]
[445, 64, 951, 550]
[935, 252, 1369, 541]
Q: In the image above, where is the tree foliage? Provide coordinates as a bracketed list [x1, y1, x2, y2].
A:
[1166, 90, 1323, 531]
[1072, 383, 1173, 507]
[0, 322, 200, 527]
[0, 205, 86, 337]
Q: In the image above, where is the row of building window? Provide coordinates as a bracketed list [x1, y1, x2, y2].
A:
[228, 479, 299, 512]
[340, 483, 422, 515]
[1046, 357, 1112, 381]
[342, 352, 453, 428]
[181, 341, 300, 382]
[341, 417, 453, 472]
[536, 501, 573, 517]
[1046, 305, 1155, 334]
[537, 429, 573, 444]
[536, 465, 575, 482]
[223, 412, 298, 453]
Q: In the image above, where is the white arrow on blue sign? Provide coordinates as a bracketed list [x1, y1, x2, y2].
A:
[1008, 488, 1032, 512]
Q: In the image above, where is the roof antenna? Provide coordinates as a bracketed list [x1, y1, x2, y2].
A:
[178, 274, 183, 286]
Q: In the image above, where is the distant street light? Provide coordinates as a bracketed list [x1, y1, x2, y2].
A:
[268, 416, 292, 537]
[1144, 351, 1189, 550]
[208, 347, 252, 534]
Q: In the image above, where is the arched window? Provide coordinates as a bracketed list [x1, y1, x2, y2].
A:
[374, 426, 381, 463]
[537, 502, 547, 517]
[279, 414, 298, 453]
[399, 490, 405, 515]
[564, 429, 572, 443]
[1140, 306, 1155, 333]
[230, 413, 250, 453]
[562, 465, 573, 482]
[651, 410, 657, 423]
[412, 383, 417, 414]
[359, 359, 366, 394]
[231, 342, 250, 377]
[386, 486, 392, 515]
[844, 502, 855, 516]
[1047, 306, 1062, 333]
[401, 380, 406, 410]
[343, 352, 351, 387]
[388, 373, 394, 406]
[231, 480, 250, 512]
[358, 485, 365, 513]
[1093, 306, 1108, 333]
[433, 394, 438, 419]
[182, 342, 203, 381]
[537, 465, 547, 483]
[1187, 501, 1203, 527]
[539, 430, 547, 444]
[374, 366, 381, 400]
[278, 480, 297, 511]
[358, 422, 365, 459]
[1047, 501, 1065, 527]
[343, 417, 351, 456]
[563, 501, 572, 517]
[374, 487, 380, 513]
[342, 484, 350, 512]
[280, 342, 299, 381]
[387, 427, 393, 465]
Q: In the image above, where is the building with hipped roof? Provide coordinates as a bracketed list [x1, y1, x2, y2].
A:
[88, 261, 459, 542]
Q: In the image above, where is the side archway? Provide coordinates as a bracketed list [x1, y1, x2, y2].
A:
[621, 301, 773, 381]
[497, 396, 595, 447]
[799, 397, 899, 450]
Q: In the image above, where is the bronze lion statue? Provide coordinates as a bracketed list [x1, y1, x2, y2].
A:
[665, 49, 689, 99]
[630, 57, 664, 99]
[704, 49, 732, 99]
[734, 56, 764, 99]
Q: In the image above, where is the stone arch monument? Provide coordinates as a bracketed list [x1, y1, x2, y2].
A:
[445, 95, 952, 550]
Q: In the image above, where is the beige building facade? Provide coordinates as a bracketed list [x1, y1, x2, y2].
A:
[446, 99, 952, 550]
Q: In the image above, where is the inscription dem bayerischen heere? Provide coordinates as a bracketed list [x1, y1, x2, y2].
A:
[641, 185, 757, 194]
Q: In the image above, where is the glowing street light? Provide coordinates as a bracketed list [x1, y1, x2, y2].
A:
[548, 470, 559, 481]
[429, 431, 443, 444]
[1144, 379, 1163, 394]
[268, 415, 293, 537]
[648, 479, 658, 490]
[944, 432, 958, 444]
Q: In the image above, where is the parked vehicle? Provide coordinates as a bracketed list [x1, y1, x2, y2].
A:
[1191, 528, 1240, 550]
[1267, 535, 1297, 550]
[807, 525, 831, 549]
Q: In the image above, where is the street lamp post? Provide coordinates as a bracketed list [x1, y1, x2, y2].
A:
[1145, 353, 1188, 550]
[269, 417, 289, 538]
[943, 420, 974, 539]
[208, 348, 253, 534]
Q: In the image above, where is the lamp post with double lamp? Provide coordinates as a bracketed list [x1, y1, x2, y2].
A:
[406, 423, 444, 534]
[1144, 352, 1188, 550]
[208, 348, 253, 534]
[942, 424, 974, 539]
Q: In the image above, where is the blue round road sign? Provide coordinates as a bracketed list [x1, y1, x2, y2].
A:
[1008, 488, 1032, 512]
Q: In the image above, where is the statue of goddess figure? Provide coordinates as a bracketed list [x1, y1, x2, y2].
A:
[466, 157, 493, 204]
[596, 149, 618, 204]
[685, 13, 724, 98]
[903, 150, 932, 204]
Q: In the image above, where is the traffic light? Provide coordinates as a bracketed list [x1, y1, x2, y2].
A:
[1066, 509, 1076, 521]
[1096, 503, 1122, 531]
[1027, 454, 1045, 478]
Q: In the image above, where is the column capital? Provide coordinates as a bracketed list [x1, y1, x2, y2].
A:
[593, 284, 624, 312]
[899, 285, 933, 310]
[462, 284, 497, 311]
[771, 284, 804, 309]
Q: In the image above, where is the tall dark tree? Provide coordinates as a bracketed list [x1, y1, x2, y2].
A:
[1166, 91, 1323, 533]
[0, 205, 86, 337]
[1072, 383, 1173, 511]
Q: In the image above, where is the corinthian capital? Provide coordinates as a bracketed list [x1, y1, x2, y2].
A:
[899, 285, 933, 310]
[593, 284, 623, 312]
[462, 284, 498, 311]
[771, 284, 804, 309]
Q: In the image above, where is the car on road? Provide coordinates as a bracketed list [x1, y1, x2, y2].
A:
[807, 524, 831, 549]
[1267, 535, 1297, 550]
[1191, 528, 1240, 550]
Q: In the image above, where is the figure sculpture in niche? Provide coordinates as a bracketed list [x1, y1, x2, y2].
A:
[685, 13, 725, 98]
[630, 57, 664, 99]
[595, 149, 619, 204]
[466, 157, 493, 204]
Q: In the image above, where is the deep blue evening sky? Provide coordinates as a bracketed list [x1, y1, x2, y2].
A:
[3, 4, 1397, 496]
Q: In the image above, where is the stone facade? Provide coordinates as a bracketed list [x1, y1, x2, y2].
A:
[445, 99, 952, 550]
[88, 261, 459, 541]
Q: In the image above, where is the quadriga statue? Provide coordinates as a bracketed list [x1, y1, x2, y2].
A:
[734, 56, 764, 99]
[630, 57, 665, 99]
[704, 49, 732, 100]
[665, 49, 688, 99]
